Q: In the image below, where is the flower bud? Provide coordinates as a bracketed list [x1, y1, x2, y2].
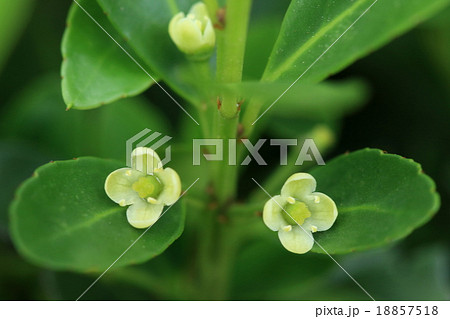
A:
[168, 2, 216, 61]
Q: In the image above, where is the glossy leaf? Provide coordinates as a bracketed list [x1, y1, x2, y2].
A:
[243, 17, 284, 80]
[61, 0, 153, 109]
[239, 0, 291, 79]
[10, 157, 185, 272]
[97, 0, 208, 103]
[221, 79, 369, 119]
[263, 0, 450, 83]
[308, 148, 440, 253]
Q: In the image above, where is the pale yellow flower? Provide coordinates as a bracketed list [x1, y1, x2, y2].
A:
[263, 173, 338, 254]
[105, 147, 181, 229]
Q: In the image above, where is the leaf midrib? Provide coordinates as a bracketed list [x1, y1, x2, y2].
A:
[338, 204, 389, 214]
[34, 206, 124, 247]
[263, 0, 370, 82]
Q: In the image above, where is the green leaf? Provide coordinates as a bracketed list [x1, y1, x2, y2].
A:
[243, 17, 283, 80]
[9, 157, 185, 272]
[264, 0, 450, 83]
[243, 0, 291, 79]
[61, 0, 153, 109]
[309, 148, 440, 254]
[97, 0, 206, 103]
[222, 79, 369, 119]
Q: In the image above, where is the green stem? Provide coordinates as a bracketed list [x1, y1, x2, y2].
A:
[240, 99, 263, 139]
[217, 0, 252, 118]
[214, 114, 238, 203]
[193, 0, 253, 300]
[213, 0, 253, 204]
[209, 223, 240, 299]
[198, 213, 245, 300]
[191, 60, 214, 138]
[196, 208, 217, 298]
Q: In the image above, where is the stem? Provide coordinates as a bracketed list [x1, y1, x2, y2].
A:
[193, 0, 253, 300]
[213, 0, 253, 204]
[214, 114, 238, 203]
[240, 99, 263, 139]
[209, 223, 240, 299]
[191, 60, 214, 138]
[197, 208, 217, 298]
[198, 212, 244, 300]
[217, 0, 252, 118]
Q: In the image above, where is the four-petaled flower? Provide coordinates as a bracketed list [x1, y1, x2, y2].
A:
[263, 173, 338, 254]
[104, 147, 181, 229]
[169, 2, 216, 60]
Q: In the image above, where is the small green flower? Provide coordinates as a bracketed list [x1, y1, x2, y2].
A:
[263, 173, 338, 254]
[104, 147, 181, 229]
[168, 2, 216, 60]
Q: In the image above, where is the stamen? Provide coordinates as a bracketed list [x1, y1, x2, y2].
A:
[314, 196, 320, 203]
[311, 225, 318, 233]
[147, 197, 158, 204]
[287, 196, 296, 204]
[282, 225, 292, 232]
[119, 199, 126, 207]
[125, 170, 132, 176]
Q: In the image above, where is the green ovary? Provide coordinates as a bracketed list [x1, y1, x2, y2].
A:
[282, 201, 312, 226]
[132, 175, 163, 199]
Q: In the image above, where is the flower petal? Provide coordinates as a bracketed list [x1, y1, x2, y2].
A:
[303, 192, 338, 232]
[278, 226, 314, 254]
[202, 18, 215, 44]
[169, 12, 184, 40]
[172, 17, 203, 53]
[281, 173, 317, 199]
[263, 195, 289, 231]
[126, 200, 164, 229]
[104, 168, 143, 206]
[156, 168, 181, 205]
[131, 147, 163, 175]
[189, 2, 209, 22]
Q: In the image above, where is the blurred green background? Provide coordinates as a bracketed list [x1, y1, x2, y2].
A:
[0, 0, 449, 300]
